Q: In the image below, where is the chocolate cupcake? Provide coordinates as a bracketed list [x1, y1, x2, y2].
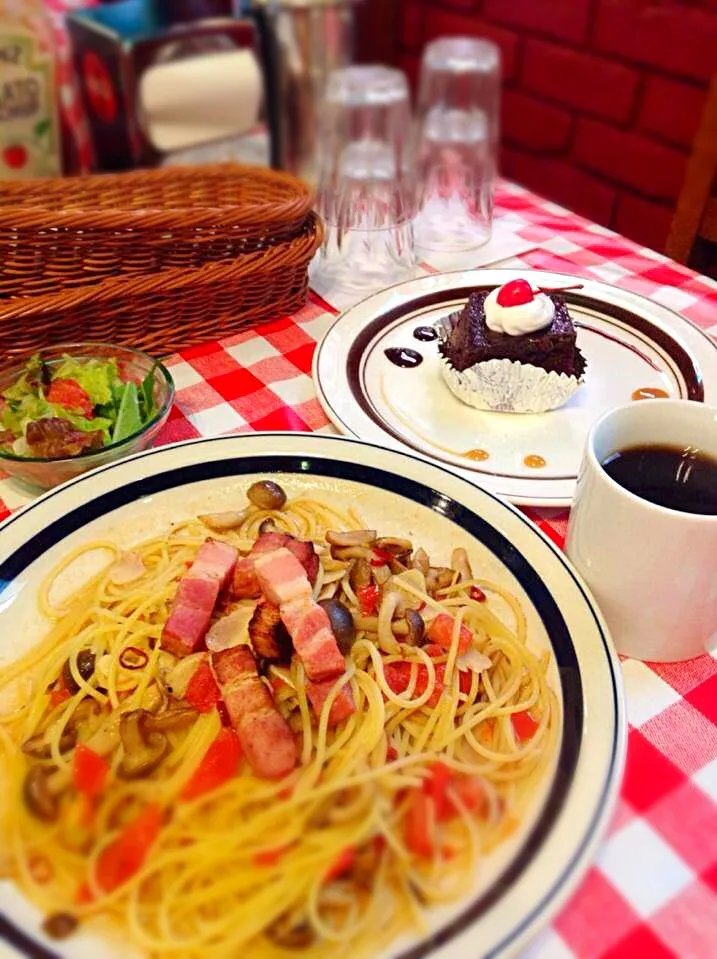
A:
[436, 279, 586, 413]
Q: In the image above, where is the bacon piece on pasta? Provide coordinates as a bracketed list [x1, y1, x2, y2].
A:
[211, 645, 296, 779]
[280, 597, 346, 682]
[254, 548, 313, 607]
[305, 676, 356, 727]
[162, 540, 238, 657]
[230, 532, 318, 599]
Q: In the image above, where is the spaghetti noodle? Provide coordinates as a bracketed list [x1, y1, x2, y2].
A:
[0, 484, 558, 958]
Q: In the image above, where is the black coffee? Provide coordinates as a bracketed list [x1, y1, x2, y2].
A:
[602, 444, 717, 515]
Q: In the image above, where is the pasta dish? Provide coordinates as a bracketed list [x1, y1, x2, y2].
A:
[0, 479, 558, 957]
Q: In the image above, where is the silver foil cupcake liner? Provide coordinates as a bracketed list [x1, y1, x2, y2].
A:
[434, 315, 583, 414]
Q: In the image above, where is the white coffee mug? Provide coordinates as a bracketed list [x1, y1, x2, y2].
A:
[565, 399, 717, 662]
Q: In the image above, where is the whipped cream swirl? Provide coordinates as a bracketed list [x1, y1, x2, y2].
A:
[483, 287, 555, 336]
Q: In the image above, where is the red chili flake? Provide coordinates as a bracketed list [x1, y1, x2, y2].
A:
[470, 586, 487, 603]
[386, 746, 399, 762]
[119, 646, 149, 671]
[28, 855, 53, 885]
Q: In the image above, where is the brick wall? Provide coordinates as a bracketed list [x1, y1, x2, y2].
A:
[390, 0, 717, 253]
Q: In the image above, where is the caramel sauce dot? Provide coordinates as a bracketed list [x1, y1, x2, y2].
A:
[631, 387, 669, 401]
[524, 454, 547, 469]
[463, 448, 490, 461]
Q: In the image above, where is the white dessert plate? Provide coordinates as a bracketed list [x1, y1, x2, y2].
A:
[312, 269, 717, 506]
[0, 433, 625, 959]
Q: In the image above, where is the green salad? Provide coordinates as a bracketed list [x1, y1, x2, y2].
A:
[0, 353, 158, 459]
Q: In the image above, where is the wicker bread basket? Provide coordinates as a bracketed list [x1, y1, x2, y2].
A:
[0, 213, 323, 356]
[0, 164, 315, 297]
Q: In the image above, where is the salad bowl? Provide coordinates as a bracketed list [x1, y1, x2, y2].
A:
[0, 342, 174, 490]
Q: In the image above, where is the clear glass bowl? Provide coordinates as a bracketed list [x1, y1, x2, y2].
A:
[0, 343, 174, 491]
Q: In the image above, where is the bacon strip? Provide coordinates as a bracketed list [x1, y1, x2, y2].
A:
[162, 540, 238, 657]
[211, 645, 296, 779]
[305, 677, 356, 727]
[231, 532, 319, 599]
[280, 598, 346, 681]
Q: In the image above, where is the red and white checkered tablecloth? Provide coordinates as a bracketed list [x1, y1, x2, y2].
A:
[1, 181, 716, 959]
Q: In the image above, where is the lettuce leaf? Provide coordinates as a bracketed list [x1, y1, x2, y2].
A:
[0, 393, 112, 443]
[53, 355, 121, 407]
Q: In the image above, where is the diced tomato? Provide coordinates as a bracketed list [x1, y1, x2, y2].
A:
[184, 661, 221, 713]
[423, 643, 444, 659]
[356, 584, 380, 616]
[384, 660, 445, 707]
[96, 803, 162, 893]
[323, 845, 356, 882]
[426, 614, 472, 654]
[181, 728, 242, 801]
[458, 669, 473, 696]
[371, 547, 394, 567]
[50, 687, 70, 707]
[469, 585, 486, 602]
[511, 710, 540, 743]
[452, 776, 488, 817]
[404, 789, 435, 858]
[253, 843, 292, 867]
[423, 761, 453, 822]
[386, 745, 398, 762]
[75, 882, 94, 905]
[46, 379, 94, 418]
[72, 744, 109, 799]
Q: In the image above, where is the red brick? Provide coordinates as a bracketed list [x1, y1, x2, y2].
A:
[502, 91, 572, 153]
[424, 8, 519, 80]
[612, 193, 674, 254]
[522, 39, 640, 124]
[573, 119, 686, 201]
[501, 147, 617, 225]
[639, 76, 707, 149]
[595, 0, 717, 83]
[484, 0, 591, 43]
[399, 0, 425, 52]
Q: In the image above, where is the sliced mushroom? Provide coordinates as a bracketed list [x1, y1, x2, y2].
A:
[326, 530, 377, 548]
[404, 609, 426, 646]
[199, 510, 248, 532]
[22, 728, 76, 759]
[451, 548, 473, 582]
[142, 707, 197, 734]
[266, 915, 316, 950]
[349, 557, 372, 591]
[117, 710, 168, 780]
[372, 564, 392, 586]
[247, 480, 287, 511]
[374, 537, 413, 556]
[352, 614, 409, 637]
[318, 598, 355, 654]
[62, 649, 96, 694]
[330, 545, 375, 562]
[23, 766, 60, 821]
[411, 547, 430, 575]
[425, 567, 455, 595]
[350, 839, 384, 888]
[259, 517, 278, 534]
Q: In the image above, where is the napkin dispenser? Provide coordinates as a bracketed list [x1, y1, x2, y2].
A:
[67, 0, 284, 172]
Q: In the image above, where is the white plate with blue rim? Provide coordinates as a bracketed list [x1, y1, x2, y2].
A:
[313, 268, 717, 506]
[0, 433, 625, 959]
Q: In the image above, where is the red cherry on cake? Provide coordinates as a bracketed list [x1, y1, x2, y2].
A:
[496, 279, 535, 307]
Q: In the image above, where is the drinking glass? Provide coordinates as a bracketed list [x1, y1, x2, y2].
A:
[414, 37, 500, 265]
[311, 65, 417, 306]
